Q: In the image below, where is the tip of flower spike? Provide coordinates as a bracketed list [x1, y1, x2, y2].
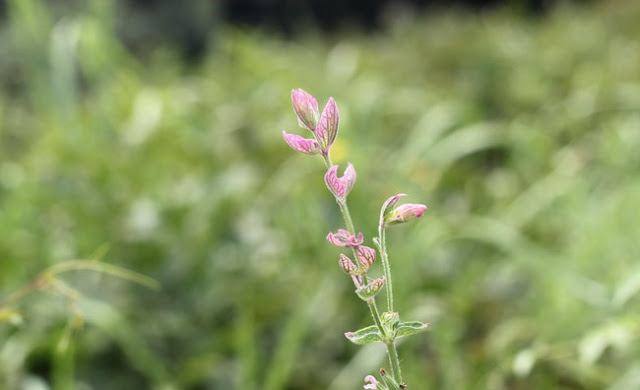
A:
[316, 97, 340, 153]
[291, 89, 319, 130]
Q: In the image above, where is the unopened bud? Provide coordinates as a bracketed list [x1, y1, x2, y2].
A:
[315, 97, 339, 153]
[355, 245, 376, 271]
[339, 254, 358, 274]
[291, 89, 319, 130]
[282, 131, 322, 155]
[356, 277, 385, 301]
[324, 163, 356, 201]
[384, 203, 428, 226]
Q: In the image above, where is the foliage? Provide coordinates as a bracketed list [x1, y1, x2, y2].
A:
[1, 0, 640, 389]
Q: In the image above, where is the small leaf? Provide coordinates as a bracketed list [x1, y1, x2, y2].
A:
[395, 321, 430, 339]
[344, 325, 383, 345]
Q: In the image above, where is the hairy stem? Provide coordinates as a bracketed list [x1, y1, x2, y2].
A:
[387, 340, 403, 385]
[378, 224, 394, 313]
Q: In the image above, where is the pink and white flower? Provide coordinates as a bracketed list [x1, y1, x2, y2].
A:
[363, 375, 378, 389]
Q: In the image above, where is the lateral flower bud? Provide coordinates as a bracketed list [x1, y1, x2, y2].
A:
[380, 193, 406, 223]
[338, 253, 358, 274]
[324, 163, 356, 201]
[291, 88, 319, 130]
[384, 203, 428, 226]
[282, 131, 322, 155]
[380, 194, 428, 228]
[355, 245, 376, 271]
[315, 97, 339, 153]
[326, 229, 364, 248]
[356, 277, 385, 301]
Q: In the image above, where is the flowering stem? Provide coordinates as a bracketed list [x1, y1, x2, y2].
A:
[321, 154, 405, 385]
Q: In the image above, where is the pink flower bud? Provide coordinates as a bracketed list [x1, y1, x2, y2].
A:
[380, 193, 407, 221]
[355, 245, 376, 271]
[364, 375, 378, 389]
[338, 253, 358, 274]
[291, 89, 319, 130]
[324, 163, 356, 201]
[326, 229, 364, 248]
[315, 97, 339, 153]
[282, 131, 322, 155]
[384, 203, 428, 226]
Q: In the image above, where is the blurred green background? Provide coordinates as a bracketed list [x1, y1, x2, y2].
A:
[1, 0, 640, 389]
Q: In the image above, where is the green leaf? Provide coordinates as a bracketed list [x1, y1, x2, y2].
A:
[344, 325, 383, 345]
[395, 321, 430, 339]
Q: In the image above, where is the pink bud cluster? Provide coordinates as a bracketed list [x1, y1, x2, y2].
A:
[282, 89, 339, 157]
[327, 229, 382, 294]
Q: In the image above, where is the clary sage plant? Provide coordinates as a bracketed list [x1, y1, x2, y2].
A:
[282, 89, 429, 389]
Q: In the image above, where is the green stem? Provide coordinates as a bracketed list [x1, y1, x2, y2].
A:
[367, 299, 386, 337]
[387, 340, 403, 385]
[339, 201, 356, 241]
[378, 224, 394, 314]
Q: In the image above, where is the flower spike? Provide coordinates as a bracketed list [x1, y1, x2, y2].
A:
[325, 163, 356, 201]
[291, 89, 319, 130]
[282, 131, 322, 155]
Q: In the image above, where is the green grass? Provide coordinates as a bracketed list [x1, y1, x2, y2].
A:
[1, 0, 640, 389]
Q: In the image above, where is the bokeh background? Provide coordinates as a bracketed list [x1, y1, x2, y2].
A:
[1, 0, 640, 389]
